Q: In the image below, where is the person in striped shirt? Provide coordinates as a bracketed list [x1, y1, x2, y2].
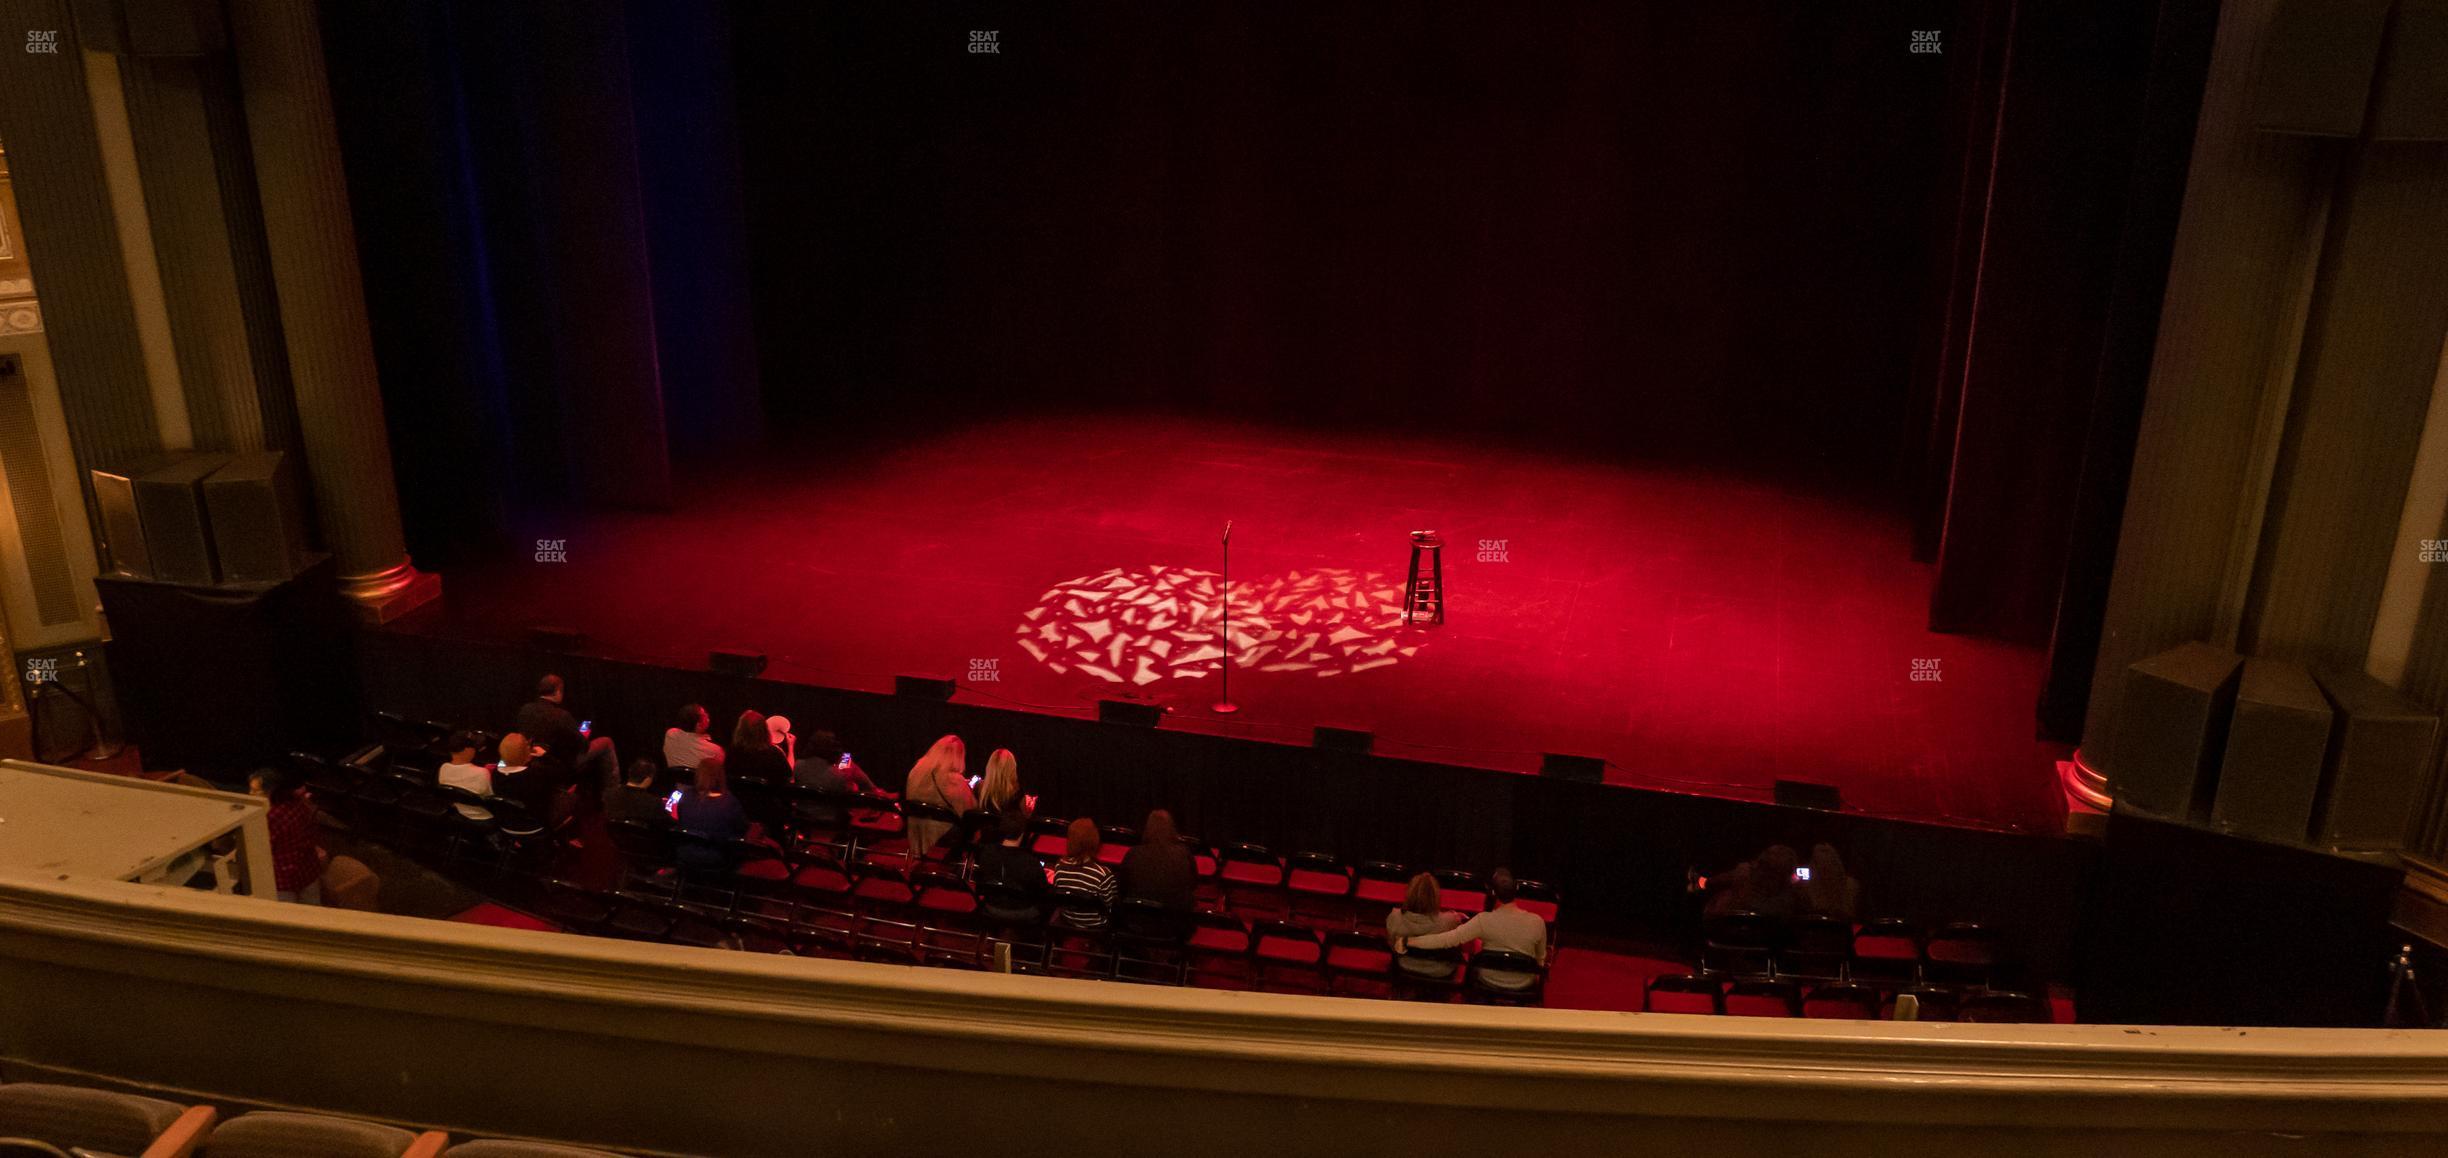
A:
[1049, 817, 1118, 929]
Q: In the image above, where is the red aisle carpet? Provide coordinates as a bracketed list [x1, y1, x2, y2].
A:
[403, 414, 2064, 834]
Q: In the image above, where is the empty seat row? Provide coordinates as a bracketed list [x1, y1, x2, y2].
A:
[1642, 974, 2048, 1022]
[0, 1080, 627, 1158]
[1701, 912, 2002, 988]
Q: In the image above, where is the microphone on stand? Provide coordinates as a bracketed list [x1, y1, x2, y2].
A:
[1214, 520, 1238, 715]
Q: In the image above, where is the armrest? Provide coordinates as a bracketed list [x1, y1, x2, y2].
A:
[140, 1105, 217, 1158]
[401, 1130, 451, 1158]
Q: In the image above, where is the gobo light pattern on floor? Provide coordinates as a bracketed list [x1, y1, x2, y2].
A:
[1016, 565, 1423, 685]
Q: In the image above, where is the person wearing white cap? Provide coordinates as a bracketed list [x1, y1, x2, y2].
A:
[766, 714, 797, 769]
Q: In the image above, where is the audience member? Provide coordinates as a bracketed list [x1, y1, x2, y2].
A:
[727, 709, 792, 786]
[1395, 867, 1548, 991]
[788, 730, 878, 829]
[971, 808, 1047, 924]
[1802, 842, 1861, 921]
[1118, 808, 1196, 912]
[516, 673, 619, 797]
[434, 731, 494, 821]
[603, 758, 670, 826]
[1706, 844, 1808, 919]
[662, 704, 722, 771]
[1049, 817, 1118, 930]
[1385, 872, 1465, 978]
[976, 747, 1034, 820]
[249, 767, 327, 905]
[902, 734, 977, 853]
[675, 752, 751, 872]
[766, 714, 798, 769]
[489, 733, 557, 822]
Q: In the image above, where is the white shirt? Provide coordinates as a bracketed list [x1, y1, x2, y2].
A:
[664, 729, 722, 770]
[437, 761, 494, 820]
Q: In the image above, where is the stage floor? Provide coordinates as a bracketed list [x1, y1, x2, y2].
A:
[401, 413, 2065, 834]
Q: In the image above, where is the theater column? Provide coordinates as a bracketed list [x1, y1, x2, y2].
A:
[2070, 0, 2329, 816]
[0, 0, 172, 538]
[0, 612, 26, 759]
[223, 0, 435, 621]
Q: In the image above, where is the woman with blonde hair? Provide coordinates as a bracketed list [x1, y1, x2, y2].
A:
[901, 734, 976, 852]
[977, 747, 1033, 819]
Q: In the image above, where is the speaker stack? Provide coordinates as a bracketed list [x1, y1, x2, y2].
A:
[2106, 641, 2438, 852]
[2084, 641, 2433, 1026]
[88, 450, 343, 777]
[91, 450, 311, 587]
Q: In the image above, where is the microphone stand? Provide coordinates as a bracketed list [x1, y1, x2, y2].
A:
[1214, 520, 1238, 714]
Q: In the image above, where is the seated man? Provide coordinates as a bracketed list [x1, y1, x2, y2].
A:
[662, 703, 724, 771]
[517, 673, 619, 799]
[1393, 867, 1550, 991]
[602, 758, 671, 826]
[434, 731, 494, 821]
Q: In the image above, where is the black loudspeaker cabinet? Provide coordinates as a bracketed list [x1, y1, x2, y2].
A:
[95, 555, 357, 778]
[1773, 778, 1843, 811]
[1097, 698, 1164, 727]
[2311, 668, 2437, 851]
[133, 452, 231, 586]
[2080, 807, 2402, 1027]
[709, 649, 768, 678]
[2109, 641, 2243, 820]
[894, 674, 958, 701]
[1539, 752, 1605, 783]
[90, 455, 176, 579]
[2211, 658, 2333, 843]
[1314, 725, 1374, 755]
[203, 451, 310, 583]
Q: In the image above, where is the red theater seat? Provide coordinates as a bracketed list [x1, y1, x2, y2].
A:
[1724, 979, 1800, 1017]
[1324, 930, 1396, 997]
[1029, 815, 1073, 859]
[1352, 860, 1412, 917]
[1801, 982, 1880, 1020]
[1782, 914, 1854, 981]
[1095, 824, 1139, 866]
[1219, 843, 1289, 921]
[1433, 868, 1486, 915]
[1511, 878, 1561, 925]
[1643, 973, 1724, 1015]
[852, 865, 917, 913]
[1187, 911, 1256, 989]
[1924, 922, 2001, 988]
[1959, 990, 2047, 1024]
[788, 852, 856, 900]
[1851, 918, 1924, 986]
[1700, 910, 1782, 979]
[913, 870, 979, 923]
[1287, 853, 1355, 928]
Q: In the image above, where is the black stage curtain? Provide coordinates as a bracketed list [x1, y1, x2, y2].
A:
[734, 0, 1954, 483]
[1912, 0, 2218, 661]
[360, 628, 2095, 977]
[322, 0, 762, 563]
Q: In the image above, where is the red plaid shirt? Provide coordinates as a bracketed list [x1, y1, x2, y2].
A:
[265, 796, 324, 893]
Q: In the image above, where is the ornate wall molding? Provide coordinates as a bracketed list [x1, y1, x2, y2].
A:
[0, 300, 40, 336]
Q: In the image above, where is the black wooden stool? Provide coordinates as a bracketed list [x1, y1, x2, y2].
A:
[1403, 530, 1445, 626]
